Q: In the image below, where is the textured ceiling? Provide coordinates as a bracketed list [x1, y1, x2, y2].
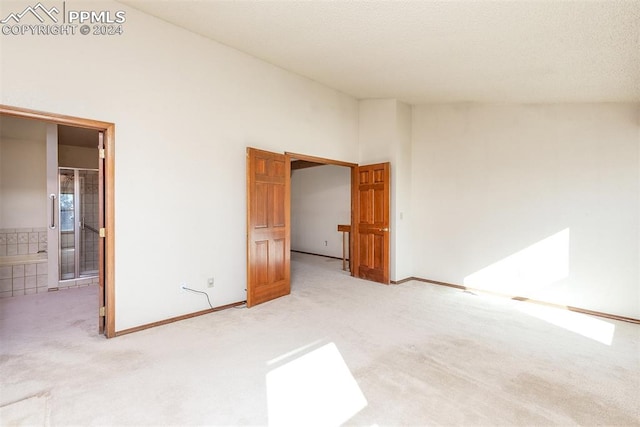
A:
[120, 1, 640, 104]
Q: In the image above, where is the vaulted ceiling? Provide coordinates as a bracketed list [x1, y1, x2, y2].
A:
[120, 1, 640, 105]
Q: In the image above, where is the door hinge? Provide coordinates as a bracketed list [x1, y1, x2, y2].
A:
[99, 228, 106, 238]
[99, 306, 106, 317]
[99, 148, 105, 159]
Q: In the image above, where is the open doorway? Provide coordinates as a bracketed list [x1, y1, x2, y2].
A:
[57, 126, 101, 287]
[287, 152, 392, 284]
[0, 105, 115, 337]
[246, 148, 390, 308]
[290, 159, 352, 273]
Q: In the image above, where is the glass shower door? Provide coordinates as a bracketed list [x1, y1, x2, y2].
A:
[59, 169, 76, 280]
[59, 168, 99, 281]
[79, 170, 99, 277]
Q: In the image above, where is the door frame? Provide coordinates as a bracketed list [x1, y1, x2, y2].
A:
[285, 152, 358, 273]
[0, 104, 116, 338]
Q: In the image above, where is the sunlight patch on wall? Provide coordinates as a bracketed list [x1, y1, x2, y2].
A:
[517, 302, 615, 345]
[266, 342, 368, 426]
[464, 228, 570, 296]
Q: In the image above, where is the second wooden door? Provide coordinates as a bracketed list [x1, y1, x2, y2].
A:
[246, 148, 291, 307]
[352, 162, 390, 284]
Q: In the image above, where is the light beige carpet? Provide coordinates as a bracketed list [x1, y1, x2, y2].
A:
[1, 252, 639, 426]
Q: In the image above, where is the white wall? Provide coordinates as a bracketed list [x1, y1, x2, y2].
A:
[358, 99, 413, 281]
[412, 103, 640, 318]
[0, 136, 47, 229]
[359, 100, 396, 164]
[394, 102, 413, 280]
[58, 145, 99, 169]
[0, 1, 359, 331]
[291, 165, 351, 258]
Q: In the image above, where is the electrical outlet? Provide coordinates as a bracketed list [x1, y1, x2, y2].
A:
[207, 277, 214, 288]
[324, 240, 328, 246]
[180, 283, 187, 291]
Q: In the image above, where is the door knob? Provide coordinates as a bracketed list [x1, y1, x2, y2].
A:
[379, 228, 389, 232]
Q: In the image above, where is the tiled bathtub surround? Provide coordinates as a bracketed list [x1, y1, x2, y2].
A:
[0, 227, 49, 298]
[0, 227, 99, 297]
[0, 255, 48, 298]
[0, 227, 48, 256]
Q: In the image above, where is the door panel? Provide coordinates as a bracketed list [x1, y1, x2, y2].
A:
[373, 234, 385, 269]
[254, 240, 269, 284]
[359, 234, 369, 264]
[273, 237, 286, 281]
[247, 148, 291, 307]
[359, 189, 370, 222]
[273, 185, 285, 226]
[255, 183, 269, 228]
[353, 162, 390, 284]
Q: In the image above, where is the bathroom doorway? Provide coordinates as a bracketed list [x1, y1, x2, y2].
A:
[56, 124, 101, 285]
[0, 104, 115, 338]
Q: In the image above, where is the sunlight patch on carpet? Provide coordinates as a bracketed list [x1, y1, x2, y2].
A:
[266, 339, 324, 366]
[518, 302, 615, 345]
[266, 342, 367, 426]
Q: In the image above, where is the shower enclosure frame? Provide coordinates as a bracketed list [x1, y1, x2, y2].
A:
[58, 167, 100, 282]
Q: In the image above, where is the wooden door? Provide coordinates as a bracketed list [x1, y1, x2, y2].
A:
[353, 163, 390, 284]
[246, 148, 291, 307]
[98, 132, 106, 334]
